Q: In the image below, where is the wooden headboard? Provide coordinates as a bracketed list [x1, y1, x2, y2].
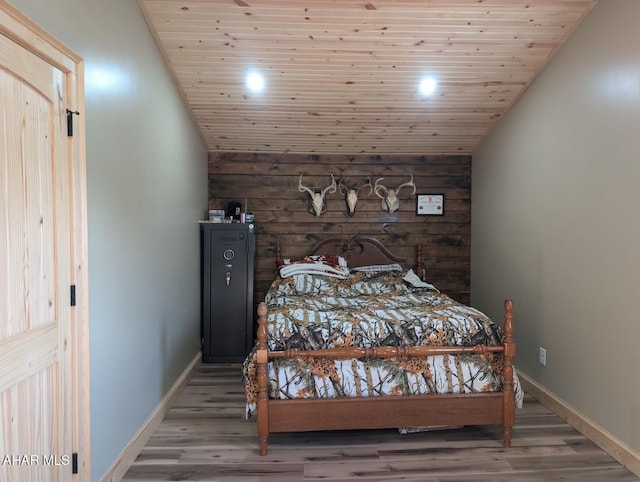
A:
[309, 236, 405, 267]
[276, 236, 424, 274]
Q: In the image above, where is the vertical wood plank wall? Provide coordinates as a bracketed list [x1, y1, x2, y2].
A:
[208, 153, 471, 307]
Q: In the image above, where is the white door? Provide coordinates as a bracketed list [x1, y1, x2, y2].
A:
[0, 7, 88, 481]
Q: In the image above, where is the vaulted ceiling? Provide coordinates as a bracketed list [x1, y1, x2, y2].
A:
[139, 0, 596, 155]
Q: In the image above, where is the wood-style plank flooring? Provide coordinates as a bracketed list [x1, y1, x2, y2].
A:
[122, 364, 639, 481]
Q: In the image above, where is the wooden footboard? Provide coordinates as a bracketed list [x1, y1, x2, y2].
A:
[254, 299, 516, 456]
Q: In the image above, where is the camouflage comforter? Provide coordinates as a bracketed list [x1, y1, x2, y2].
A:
[243, 269, 523, 415]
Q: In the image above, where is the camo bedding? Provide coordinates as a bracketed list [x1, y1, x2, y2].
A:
[243, 269, 523, 416]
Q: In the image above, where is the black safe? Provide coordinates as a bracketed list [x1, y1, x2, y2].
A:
[200, 223, 255, 363]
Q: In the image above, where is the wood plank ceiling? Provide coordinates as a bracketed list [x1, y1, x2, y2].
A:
[139, 0, 596, 155]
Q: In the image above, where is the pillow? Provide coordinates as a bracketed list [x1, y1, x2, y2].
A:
[278, 255, 351, 279]
[402, 269, 439, 292]
[350, 263, 403, 274]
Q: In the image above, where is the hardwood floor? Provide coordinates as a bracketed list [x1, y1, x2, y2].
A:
[122, 364, 639, 481]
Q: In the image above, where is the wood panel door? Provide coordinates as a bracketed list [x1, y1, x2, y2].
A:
[0, 4, 89, 481]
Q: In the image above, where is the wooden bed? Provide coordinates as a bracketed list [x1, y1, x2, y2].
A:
[251, 236, 516, 456]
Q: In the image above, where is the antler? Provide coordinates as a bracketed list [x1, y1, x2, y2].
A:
[338, 179, 348, 195]
[396, 174, 416, 195]
[339, 176, 372, 195]
[321, 174, 337, 197]
[374, 177, 388, 199]
[298, 174, 314, 196]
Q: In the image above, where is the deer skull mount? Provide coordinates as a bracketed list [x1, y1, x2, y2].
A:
[298, 173, 337, 216]
[374, 175, 417, 213]
[338, 177, 373, 216]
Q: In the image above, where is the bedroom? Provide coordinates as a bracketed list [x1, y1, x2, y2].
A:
[1, 0, 639, 480]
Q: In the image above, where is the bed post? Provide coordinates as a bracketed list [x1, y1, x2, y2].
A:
[275, 243, 282, 268]
[256, 302, 269, 455]
[415, 244, 425, 280]
[502, 298, 516, 447]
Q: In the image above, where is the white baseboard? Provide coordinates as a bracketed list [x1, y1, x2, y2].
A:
[100, 351, 202, 482]
[519, 371, 640, 477]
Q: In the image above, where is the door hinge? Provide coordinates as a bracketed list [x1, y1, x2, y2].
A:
[66, 109, 80, 137]
[70, 285, 76, 307]
[72, 453, 78, 474]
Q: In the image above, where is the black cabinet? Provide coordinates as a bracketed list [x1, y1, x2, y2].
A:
[200, 223, 255, 363]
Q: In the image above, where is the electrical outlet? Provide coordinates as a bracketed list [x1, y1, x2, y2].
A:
[539, 347, 547, 366]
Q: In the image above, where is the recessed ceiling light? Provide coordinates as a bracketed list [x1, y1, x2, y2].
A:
[419, 76, 437, 96]
[246, 71, 265, 93]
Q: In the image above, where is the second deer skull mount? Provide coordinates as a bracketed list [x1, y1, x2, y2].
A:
[338, 176, 373, 217]
[298, 173, 337, 216]
[374, 175, 416, 212]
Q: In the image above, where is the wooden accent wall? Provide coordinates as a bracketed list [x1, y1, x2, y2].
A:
[208, 153, 471, 306]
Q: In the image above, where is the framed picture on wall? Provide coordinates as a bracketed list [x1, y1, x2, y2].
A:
[416, 194, 444, 216]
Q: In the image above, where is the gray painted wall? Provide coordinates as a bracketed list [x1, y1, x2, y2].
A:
[7, 0, 208, 479]
[472, 0, 640, 452]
